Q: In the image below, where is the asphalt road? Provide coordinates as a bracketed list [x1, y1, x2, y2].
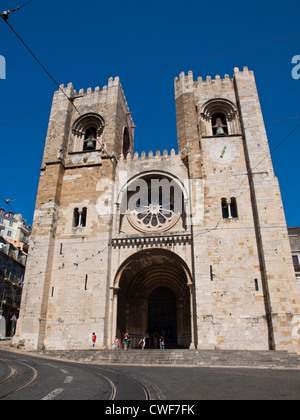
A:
[0, 349, 300, 401]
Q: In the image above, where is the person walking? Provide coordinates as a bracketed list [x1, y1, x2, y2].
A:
[92, 332, 97, 349]
[114, 337, 119, 350]
[127, 333, 131, 350]
[123, 333, 129, 350]
[139, 336, 146, 350]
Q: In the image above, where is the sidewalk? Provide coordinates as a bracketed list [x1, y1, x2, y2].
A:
[1, 340, 300, 370]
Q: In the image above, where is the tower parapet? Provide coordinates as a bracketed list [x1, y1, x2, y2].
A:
[174, 67, 253, 99]
[42, 77, 135, 167]
[119, 148, 177, 162]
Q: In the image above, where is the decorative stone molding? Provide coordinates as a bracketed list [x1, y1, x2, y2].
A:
[111, 233, 192, 248]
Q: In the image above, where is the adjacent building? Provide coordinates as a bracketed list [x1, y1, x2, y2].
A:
[0, 208, 31, 244]
[0, 237, 28, 337]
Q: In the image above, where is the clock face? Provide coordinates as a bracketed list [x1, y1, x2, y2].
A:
[210, 140, 236, 164]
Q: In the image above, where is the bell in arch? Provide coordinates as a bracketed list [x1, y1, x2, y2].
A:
[84, 132, 97, 151]
[86, 134, 96, 149]
[212, 117, 228, 136]
[216, 126, 225, 135]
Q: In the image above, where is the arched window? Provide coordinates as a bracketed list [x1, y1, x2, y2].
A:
[73, 207, 87, 228]
[81, 207, 87, 227]
[72, 113, 105, 152]
[230, 198, 238, 219]
[221, 198, 238, 219]
[120, 173, 186, 234]
[123, 127, 130, 157]
[73, 208, 80, 227]
[221, 198, 229, 219]
[200, 99, 240, 136]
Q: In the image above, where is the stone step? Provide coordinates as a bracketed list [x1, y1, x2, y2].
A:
[41, 349, 300, 369]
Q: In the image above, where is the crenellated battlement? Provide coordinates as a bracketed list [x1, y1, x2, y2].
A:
[53, 76, 132, 122]
[174, 67, 253, 98]
[119, 148, 178, 162]
[56, 76, 121, 97]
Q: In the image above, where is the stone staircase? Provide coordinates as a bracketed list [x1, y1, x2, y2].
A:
[40, 349, 300, 369]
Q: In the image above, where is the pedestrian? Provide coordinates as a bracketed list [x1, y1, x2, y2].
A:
[127, 333, 131, 350]
[123, 333, 129, 350]
[92, 332, 97, 349]
[139, 336, 146, 350]
[114, 336, 119, 350]
[159, 336, 165, 350]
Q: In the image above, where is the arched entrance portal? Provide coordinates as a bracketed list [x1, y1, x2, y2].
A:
[148, 287, 177, 345]
[114, 249, 193, 348]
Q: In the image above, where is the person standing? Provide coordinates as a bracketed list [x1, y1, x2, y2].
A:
[159, 336, 165, 350]
[123, 333, 129, 350]
[139, 336, 146, 350]
[114, 337, 119, 350]
[92, 332, 97, 349]
[127, 333, 131, 350]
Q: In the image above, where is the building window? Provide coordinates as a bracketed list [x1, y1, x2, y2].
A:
[73, 208, 80, 227]
[222, 198, 229, 219]
[200, 98, 240, 137]
[73, 207, 87, 228]
[222, 198, 238, 219]
[81, 208, 87, 227]
[123, 174, 184, 234]
[72, 113, 105, 153]
[230, 198, 238, 218]
[292, 254, 300, 272]
[123, 127, 130, 158]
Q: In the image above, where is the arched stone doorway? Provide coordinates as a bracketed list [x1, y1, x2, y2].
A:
[148, 287, 177, 346]
[113, 249, 194, 348]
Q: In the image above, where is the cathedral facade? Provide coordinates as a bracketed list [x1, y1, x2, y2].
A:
[13, 67, 300, 353]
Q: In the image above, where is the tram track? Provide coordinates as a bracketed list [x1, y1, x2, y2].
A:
[130, 376, 152, 400]
[92, 369, 117, 400]
[0, 350, 153, 400]
[0, 358, 15, 385]
[0, 359, 38, 400]
[68, 363, 152, 401]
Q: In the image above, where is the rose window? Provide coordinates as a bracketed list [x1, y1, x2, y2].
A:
[126, 177, 182, 233]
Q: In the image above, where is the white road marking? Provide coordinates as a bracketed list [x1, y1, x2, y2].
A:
[41, 367, 74, 399]
[42, 388, 64, 400]
[60, 368, 73, 384]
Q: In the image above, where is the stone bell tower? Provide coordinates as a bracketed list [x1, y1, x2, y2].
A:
[174, 67, 300, 353]
[13, 77, 135, 351]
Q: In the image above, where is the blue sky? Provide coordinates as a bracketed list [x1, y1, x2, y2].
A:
[0, 0, 299, 227]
